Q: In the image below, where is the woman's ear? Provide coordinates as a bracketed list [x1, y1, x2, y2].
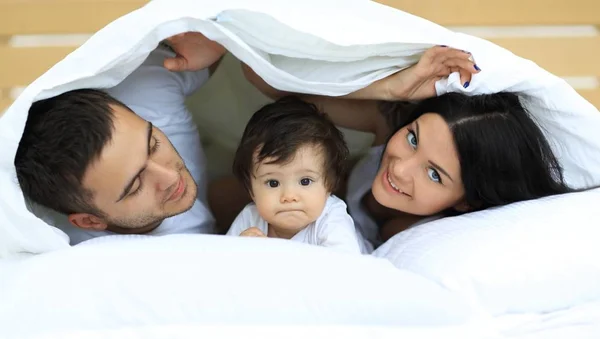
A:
[453, 200, 473, 213]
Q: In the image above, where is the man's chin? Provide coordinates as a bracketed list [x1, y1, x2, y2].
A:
[106, 221, 162, 235]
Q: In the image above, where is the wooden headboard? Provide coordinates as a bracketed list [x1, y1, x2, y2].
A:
[1, 0, 598, 112]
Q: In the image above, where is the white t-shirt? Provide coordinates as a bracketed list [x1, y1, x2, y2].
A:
[227, 195, 371, 254]
[29, 46, 216, 245]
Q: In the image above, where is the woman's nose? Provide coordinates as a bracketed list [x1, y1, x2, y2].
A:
[392, 155, 418, 183]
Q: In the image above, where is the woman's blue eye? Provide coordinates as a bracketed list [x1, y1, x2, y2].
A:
[406, 131, 418, 149]
[300, 178, 312, 186]
[267, 180, 279, 188]
[427, 168, 441, 183]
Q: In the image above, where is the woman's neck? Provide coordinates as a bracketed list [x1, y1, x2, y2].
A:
[362, 190, 425, 241]
[362, 191, 406, 224]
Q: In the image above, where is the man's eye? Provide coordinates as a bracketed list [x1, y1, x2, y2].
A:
[150, 136, 161, 154]
[130, 179, 143, 197]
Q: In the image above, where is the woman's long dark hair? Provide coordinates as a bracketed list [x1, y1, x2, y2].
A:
[380, 92, 573, 212]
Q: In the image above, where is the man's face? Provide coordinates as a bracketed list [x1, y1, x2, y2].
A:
[75, 104, 197, 233]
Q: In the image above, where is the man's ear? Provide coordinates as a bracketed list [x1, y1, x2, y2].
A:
[68, 213, 108, 231]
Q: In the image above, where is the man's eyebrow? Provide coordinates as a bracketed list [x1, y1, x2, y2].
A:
[416, 120, 453, 182]
[146, 121, 153, 156]
[116, 122, 153, 202]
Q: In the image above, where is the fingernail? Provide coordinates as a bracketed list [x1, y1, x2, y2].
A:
[463, 50, 471, 54]
[463, 81, 470, 88]
[474, 64, 481, 71]
[440, 45, 447, 47]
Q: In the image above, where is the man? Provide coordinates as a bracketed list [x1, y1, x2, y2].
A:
[15, 32, 225, 244]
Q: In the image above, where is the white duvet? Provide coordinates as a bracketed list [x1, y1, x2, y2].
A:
[0, 0, 599, 337]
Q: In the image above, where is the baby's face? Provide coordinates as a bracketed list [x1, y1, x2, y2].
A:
[250, 145, 329, 237]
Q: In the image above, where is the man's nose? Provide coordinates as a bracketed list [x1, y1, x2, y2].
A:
[147, 160, 179, 191]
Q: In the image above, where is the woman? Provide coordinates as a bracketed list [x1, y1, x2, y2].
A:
[208, 46, 572, 247]
[343, 92, 571, 247]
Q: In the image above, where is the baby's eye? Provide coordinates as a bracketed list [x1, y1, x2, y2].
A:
[266, 180, 280, 188]
[427, 168, 441, 183]
[406, 130, 418, 149]
[300, 178, 313, 186]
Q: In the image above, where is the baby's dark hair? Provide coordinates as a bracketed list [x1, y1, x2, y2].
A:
[233, 96, 349, 194]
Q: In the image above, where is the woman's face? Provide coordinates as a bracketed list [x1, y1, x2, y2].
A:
[371, 113, 466, 216]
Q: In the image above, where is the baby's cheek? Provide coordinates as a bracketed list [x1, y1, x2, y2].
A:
[307, 197, 327, 221]
[255, 199, 275, 219]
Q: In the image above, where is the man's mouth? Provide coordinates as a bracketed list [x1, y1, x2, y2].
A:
[167, 176, 186, 202]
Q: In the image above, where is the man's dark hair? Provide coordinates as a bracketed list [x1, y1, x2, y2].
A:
[233, 95, 349, 194]
[14, 89, 127, 216]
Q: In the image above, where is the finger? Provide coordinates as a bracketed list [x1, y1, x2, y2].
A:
[443, 57, 480, 73]
[166, 33, 186, 44]
[427, 49, 466, 76]
[435, 49, 473, 67]
[429, 49, 473, 76]
[425, 46, 468, 61]
[240, 230, 256, 237]
[163, 56, 187, 72]
[443, 58, 480, 87]
[240, 227, 263, 237]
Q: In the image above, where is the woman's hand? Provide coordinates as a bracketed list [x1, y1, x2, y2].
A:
[163, 32, 226, 72]
[384, 46, 480, 100]
[240, 227, 267, 237]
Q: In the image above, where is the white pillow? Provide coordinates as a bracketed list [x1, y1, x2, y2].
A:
[0, 234, 494, 338]
[374, 188, 600, 316]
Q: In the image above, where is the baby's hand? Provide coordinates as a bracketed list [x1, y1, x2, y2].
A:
[240, 227, 266, 237]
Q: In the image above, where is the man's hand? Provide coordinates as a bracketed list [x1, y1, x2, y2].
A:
[240, 227, 266, 237]
[384, 46, 481, 100]
[163, 32, 226, 72]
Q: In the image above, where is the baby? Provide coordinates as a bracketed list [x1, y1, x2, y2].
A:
[226, 96, 369, 254]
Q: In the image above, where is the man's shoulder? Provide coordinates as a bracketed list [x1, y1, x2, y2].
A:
[155, 199, 215, 235]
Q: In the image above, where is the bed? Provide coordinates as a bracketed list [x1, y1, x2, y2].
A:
[1, 1, 599, 338]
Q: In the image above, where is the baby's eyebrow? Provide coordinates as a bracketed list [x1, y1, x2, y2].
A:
[300, 169, 321, 176]
[256, 171, 279, 178]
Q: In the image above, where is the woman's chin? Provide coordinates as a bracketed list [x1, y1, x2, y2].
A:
[372, 182, 404, 211]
